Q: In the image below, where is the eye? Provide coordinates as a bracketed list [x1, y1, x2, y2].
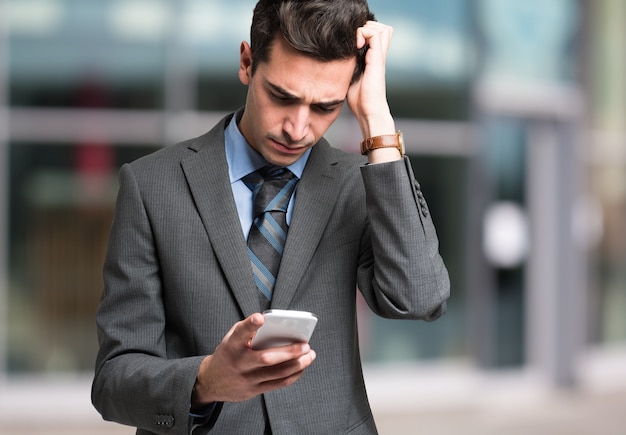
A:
[313, 104, 339, 114]
[270, 92, 294, 104]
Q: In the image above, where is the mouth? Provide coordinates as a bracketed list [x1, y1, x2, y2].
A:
[271, 138, 308, 155]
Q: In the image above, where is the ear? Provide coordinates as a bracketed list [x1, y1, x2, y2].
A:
[239, 41, 253, 85]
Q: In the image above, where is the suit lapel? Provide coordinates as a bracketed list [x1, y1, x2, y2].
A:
[180, 120, 343, 315]
[272, 140, 341, 309]
[180, 116, 259, 318]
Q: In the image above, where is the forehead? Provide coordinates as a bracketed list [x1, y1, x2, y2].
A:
[257, 36, 357, 101]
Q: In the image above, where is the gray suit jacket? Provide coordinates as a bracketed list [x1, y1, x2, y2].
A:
[92, 113, 449, 434]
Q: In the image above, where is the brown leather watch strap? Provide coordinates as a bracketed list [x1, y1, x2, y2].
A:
[360, 131, 404, 155]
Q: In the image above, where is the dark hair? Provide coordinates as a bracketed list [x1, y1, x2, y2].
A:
[250, 0, 375, 83]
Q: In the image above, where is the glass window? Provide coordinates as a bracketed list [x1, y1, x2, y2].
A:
[586, 0, 626, 344]
[9, 0, 166, 109]
[7, 142, 159, 373]
[481, 117, 528, 367]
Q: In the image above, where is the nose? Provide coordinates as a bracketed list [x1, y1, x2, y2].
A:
[283, 106, 309, 143]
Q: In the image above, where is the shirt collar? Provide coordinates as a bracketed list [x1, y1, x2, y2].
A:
[225, 107, 310, 183]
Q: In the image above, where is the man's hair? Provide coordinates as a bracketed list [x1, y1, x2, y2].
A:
[250, 0, 375, 83]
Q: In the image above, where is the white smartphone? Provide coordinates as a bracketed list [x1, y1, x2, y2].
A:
[251, 309, 318, 350]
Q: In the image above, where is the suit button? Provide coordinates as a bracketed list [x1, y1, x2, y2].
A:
[155, 414, 175, 429]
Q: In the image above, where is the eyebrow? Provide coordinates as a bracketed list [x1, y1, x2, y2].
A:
[265, 80, 345, 109]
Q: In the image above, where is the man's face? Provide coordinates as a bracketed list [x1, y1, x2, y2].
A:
[237, 36, 356, 167]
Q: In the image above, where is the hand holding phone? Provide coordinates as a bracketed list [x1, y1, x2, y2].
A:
[251, 309, 318, 350]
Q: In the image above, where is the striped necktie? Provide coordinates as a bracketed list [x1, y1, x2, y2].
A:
[243, 166, 298, 308]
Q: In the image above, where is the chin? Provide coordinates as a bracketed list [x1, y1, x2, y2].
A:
[267, 155, 298, 167]
[262, 148, 303, 167]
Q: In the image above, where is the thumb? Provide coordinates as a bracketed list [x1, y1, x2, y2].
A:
[234, 312, 265, 347]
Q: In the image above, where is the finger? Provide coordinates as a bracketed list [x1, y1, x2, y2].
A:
[356, 28, 366, 49]
[254, 349, 317, 385]
[241, 349, 317, 398]
[357, 21, 393, 53]
[362, 20, 394, 36]
[256, 343, 313, 366]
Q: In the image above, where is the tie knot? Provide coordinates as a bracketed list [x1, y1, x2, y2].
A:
[243, 166, 298, 217]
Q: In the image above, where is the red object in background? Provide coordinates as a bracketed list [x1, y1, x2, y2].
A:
[74, 73, 116, 204]
[75, 141, 114, 177]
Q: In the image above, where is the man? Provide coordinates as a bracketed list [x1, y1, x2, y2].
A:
[91, 0, 450, 434]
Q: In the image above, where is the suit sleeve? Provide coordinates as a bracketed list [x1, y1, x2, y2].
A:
[91, 163, 219, 434]
[356, 156, 450, 321]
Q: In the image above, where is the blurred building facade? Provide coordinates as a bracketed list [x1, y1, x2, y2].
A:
[0, 0, 625, 427]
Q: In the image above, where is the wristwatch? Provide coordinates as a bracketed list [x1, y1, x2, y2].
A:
[360, 131, 404, 155]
